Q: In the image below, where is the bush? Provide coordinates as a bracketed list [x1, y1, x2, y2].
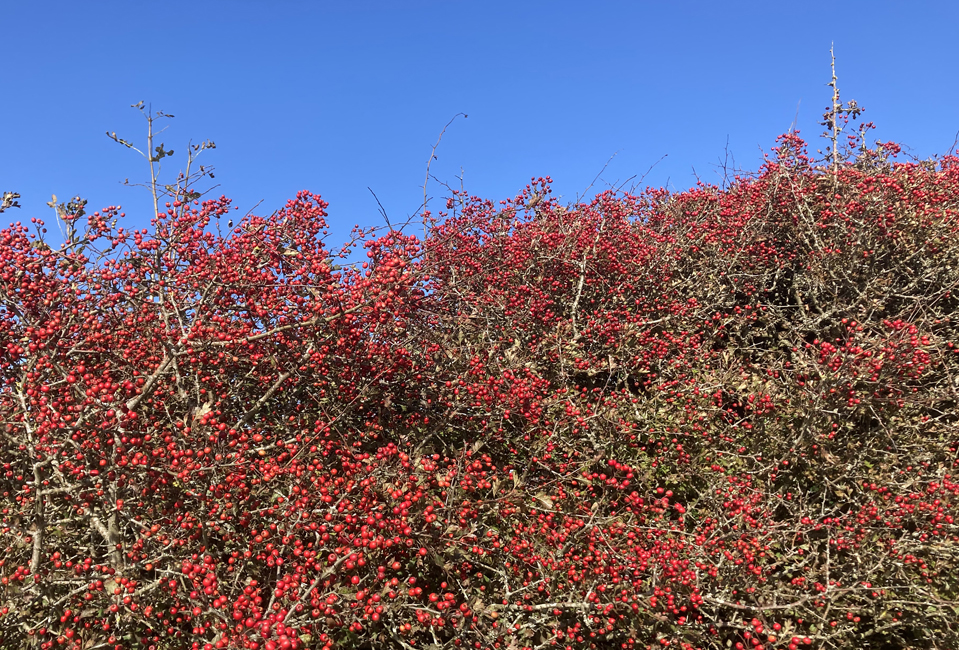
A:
[1, 116, 957, 649]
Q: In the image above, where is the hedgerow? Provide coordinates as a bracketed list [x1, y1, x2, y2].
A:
[1, 98, 957, 649]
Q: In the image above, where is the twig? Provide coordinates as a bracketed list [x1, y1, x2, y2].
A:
[577, 151, 619, 203]
[368, 187, 392, 230]
[423, 113, 467, 238]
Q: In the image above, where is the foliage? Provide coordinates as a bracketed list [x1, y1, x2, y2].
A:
[1, 111, 958, 650]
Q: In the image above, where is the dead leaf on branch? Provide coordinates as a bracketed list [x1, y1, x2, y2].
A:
[533, 493, 554, 509]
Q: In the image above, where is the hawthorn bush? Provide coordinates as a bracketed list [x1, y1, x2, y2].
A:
[1, 119, 958, 650]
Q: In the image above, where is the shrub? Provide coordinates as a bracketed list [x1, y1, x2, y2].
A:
[1, 112, 957, 649]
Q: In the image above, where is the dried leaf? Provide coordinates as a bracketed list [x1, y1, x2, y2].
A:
[534, 493, 554, 509]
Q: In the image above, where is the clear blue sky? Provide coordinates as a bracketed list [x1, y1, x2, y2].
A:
[3, 1, 957, 255]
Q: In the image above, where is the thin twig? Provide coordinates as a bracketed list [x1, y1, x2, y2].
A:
[423, 113, 467, 238]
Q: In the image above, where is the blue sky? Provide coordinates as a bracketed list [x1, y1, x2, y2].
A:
[2, 1, 957, 256]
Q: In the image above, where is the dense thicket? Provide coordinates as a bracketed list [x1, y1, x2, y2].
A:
[1, 133, 957, 650]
